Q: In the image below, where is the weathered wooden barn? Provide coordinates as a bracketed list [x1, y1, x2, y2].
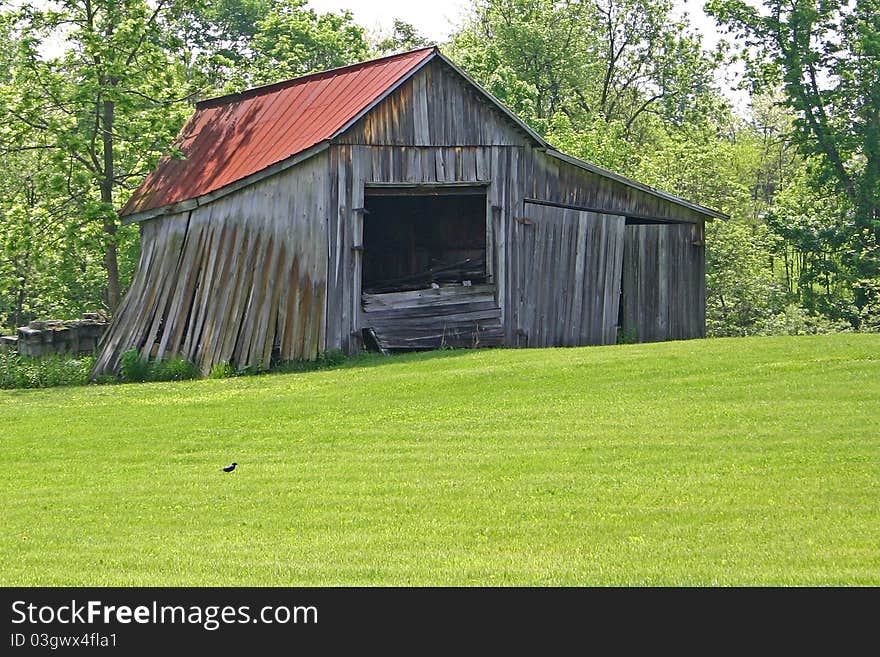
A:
[93, 47, 725, 375]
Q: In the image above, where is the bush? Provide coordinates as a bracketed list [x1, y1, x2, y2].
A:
[119, 349, 198, 383]
[150, 356, 199, 382]
[0, 352, 94, 389]
[616, 327, 638, 344]
[120, 349, 150, 383]
[208, 361, 237, 379]
[756, 303, 852, 336]
[272, 349, 350, 374]
[318, 349, 347, 367]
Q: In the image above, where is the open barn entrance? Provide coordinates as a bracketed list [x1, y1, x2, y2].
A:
[360, 186, 502, 352]
[362, 189, 488, 293]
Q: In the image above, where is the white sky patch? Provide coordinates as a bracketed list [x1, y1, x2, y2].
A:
[305, 0, 471, 44]
[671, 0, 750, 113]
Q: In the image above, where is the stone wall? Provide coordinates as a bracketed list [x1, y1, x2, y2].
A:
[0, 314, 107, 357]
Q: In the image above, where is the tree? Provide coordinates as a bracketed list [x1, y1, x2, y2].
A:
[1, 1, 196, 311]
[249, 1, 369, 84]
[373, 20, 431, 56]
[0, 0, 377, 326]
[175, 0, 371, 91]
[706, 0, 880, 312]
[448, 0, 722, 141]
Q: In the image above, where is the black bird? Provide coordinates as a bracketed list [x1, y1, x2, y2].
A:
[222, 462, 237, 473]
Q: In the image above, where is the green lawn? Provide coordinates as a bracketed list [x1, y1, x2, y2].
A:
[1, 335, 878, 585]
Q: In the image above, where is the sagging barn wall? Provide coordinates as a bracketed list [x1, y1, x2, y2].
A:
[93, 152, 329, 375]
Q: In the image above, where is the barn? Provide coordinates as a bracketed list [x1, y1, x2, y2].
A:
[92, 47, 726, 376]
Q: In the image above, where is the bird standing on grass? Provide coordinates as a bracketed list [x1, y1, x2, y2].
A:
[222, 462, 237, 473]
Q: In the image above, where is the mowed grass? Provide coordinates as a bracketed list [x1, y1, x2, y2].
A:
[1, 335, 878, 586]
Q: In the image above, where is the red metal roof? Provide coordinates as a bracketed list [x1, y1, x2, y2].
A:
[121, 47, 437, 217]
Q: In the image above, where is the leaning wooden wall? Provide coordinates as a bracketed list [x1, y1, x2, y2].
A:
[620, 223, 706, 342]
[92, 153, 329, 376]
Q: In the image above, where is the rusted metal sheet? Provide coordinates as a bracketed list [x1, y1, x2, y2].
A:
[121, 48, 435, 217]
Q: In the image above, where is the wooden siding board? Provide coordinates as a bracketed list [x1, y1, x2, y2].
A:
[513, 204, 626, 347]
[338, 60, 530, 148]
[522, 149, 707, 225]
[362, 286, 502, 351]
[621, 222, 705, 343]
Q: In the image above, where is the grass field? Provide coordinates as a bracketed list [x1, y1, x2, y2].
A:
[1, 335, 878, 585]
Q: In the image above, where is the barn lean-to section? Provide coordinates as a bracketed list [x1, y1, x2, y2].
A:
[93, 47, 725, 377]
[92, 153, 330, 375]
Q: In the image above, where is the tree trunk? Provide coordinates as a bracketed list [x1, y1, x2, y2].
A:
[13, 254, 29, 330]
[103, 220, 120, 310]
[101, 96, 120, 310]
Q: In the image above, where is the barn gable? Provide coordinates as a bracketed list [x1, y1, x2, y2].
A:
[337, 57, 533, 148]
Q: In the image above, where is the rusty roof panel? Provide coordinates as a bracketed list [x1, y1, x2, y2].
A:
[122, 48, 436, 217]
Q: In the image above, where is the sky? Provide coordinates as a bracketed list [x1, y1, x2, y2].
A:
[305, 0, 472, 43]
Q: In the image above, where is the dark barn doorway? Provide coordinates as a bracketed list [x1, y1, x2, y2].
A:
[359, 186, 503, 353]
[362, 189, 488, 293]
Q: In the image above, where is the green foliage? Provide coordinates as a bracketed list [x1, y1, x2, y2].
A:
[706, 221, 787, 336]
[1, 0, 876, 341]
[249, 1, 369, 85]
[208, 361, 238, 379]
[0, 352, 94, 389]
[706, 0, 880, 307]
[448, 0, 724, 140]
[0, 0, 197, 319]
[178, 0, 372, 91]
[0, 0, 373, 330]
[755, 303, 851, 336]
[149, 357, 199, 382]
[319, 349, 347, 367]
[271, 348, 350, 374]
[120, 349, 198, 383]
[373, 19, 431, 56]
[119, 349, 150, 383]
[854, 277, 880, 332]
[616, 327, 638, 344]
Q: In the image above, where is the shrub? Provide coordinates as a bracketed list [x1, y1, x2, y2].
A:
[120, 349, 150, 383]
[208, 361, 237, 379]
[755, 303, 851, 336]
[150, 356, 199, 382]
[272, 349, 350, 374]
[119, 350, 198, 383]
[616, 327, 638, 344]
[318, 349, 347, 367]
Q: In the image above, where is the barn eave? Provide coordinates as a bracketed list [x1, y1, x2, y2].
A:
[121, 141, 332, 224]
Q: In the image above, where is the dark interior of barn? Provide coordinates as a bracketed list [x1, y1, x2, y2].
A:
[362, 192, 488, 293]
